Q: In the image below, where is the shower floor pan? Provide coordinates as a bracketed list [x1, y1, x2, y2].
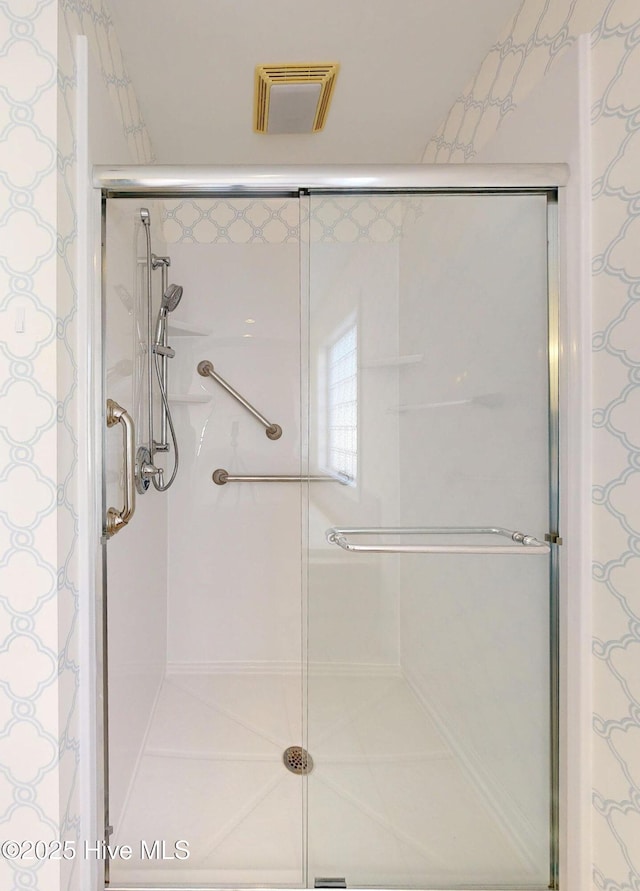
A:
[108, 669, 543, 889]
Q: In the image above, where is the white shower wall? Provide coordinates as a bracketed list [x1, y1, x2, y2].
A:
[161, 197, 404, 671]
[105, 198, 169, 824]
[165, 238, 303, 666]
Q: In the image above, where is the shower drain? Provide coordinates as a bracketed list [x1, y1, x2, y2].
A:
[283, 746, 314, 775]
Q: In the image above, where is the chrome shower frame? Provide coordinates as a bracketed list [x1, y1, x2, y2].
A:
[93, 164, 584, 891]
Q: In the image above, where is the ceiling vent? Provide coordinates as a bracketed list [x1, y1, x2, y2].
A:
[254, 63, 340, 134]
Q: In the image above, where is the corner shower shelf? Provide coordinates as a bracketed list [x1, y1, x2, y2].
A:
[168, 393, 212, 403]
[167, 320, 212, 337]
[390, 393, 502, 413]
[362, 353, 423, 368]
[391, 399, 474, 412]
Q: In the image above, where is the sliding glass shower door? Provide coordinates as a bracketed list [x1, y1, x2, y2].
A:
[102, 182, 557, 891]
[304, 192, 556, 888]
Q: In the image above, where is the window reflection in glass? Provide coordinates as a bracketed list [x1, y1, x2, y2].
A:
[327, 323, 357, 482]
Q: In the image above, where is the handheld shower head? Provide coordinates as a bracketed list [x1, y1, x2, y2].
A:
[162, 283, 183, 313]
[154, 283, 184, 345]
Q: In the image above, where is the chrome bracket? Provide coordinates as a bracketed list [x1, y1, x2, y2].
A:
[315, 880, 346, 889]
[135, 446, 162, 494]
[545, 532, 563, 545]
[151, 253, 170, 269]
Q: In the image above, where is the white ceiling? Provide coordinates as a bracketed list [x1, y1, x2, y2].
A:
[109, 0, 520, 165]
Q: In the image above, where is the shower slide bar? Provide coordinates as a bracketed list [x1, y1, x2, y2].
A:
[326, 526, 551, 555]
[213, 469, 350, 485]
[197, 360, 282, 440]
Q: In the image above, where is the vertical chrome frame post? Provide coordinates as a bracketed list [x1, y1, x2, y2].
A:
[547, 193, 561, 890]
[299, 188, 311, 888]
[99, 193, 111, 888]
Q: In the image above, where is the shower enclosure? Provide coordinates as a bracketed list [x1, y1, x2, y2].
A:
[97, 166, 563, 891]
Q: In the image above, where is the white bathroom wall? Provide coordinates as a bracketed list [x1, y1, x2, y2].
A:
[104, 198, 168, 828]
[396, 194, 551, 871]
[58, 4, 156, 887]
[64, 19, 160, 839]
[161, 197, 403, 670]
[162, 200, 302, 668]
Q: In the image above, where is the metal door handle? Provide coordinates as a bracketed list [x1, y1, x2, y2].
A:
[326, 526, 550, 555]
[212, 469, 350, 485]
[105, 398, 136, 538]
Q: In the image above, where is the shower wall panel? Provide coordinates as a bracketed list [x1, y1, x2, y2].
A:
[105, 198, 169, 825]
[163, 196, 403, 670]
[397, 194, 551, 876]
[307, 239, 401, 667]
[164, 241, 303, 667]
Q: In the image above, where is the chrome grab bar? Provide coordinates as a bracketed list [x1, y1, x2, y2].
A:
[326, 526, 551, 555]
[213, 469, 350, 485]
[198, 360, 282, 440]
[105, 399, 136, 538]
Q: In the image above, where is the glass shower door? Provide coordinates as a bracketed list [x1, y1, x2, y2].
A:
[304, 192, 555, 889]
[104, 195, 307, 887]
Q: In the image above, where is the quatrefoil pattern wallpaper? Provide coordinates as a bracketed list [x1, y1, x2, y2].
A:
[1, 0, 152, 888]
[1, 0, 639, 888]
[0, 1, 66, 888]
[161, 197, 406, 244]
